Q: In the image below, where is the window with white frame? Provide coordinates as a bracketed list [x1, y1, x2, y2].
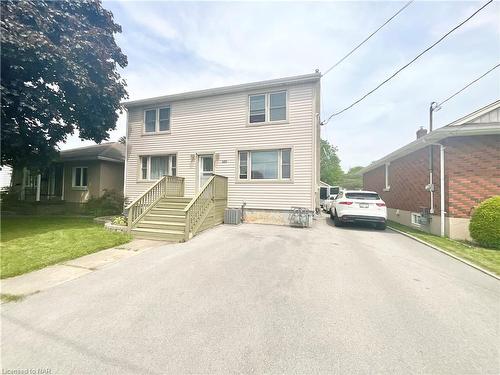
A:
[238, 149, 291, 180]
[411, 212, 423, 226]
[249, 91, 287, 124]
[144, 107, 170, 133]
[139, 155, 176, 180]
[384, 162, 391, 190]
[72, 167, 88, 188]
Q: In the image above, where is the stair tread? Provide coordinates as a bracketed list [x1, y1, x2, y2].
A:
[132, 227, 184, 235]
[140, 220, 185, 226]
[152, 208, 186, 212]
[147, 214, 185, 218]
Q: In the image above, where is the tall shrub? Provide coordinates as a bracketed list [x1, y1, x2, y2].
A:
[469, 196, 500, 249]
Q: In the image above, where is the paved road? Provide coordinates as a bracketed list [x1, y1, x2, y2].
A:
[2, 216, 499, 374]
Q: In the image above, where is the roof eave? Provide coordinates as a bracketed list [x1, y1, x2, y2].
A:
[122, 73, 321, 108]
[360, 123, 500, 174]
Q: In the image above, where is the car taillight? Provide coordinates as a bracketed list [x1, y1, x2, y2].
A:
[376, 203, 386, 207]
[339, 201, 353, 205]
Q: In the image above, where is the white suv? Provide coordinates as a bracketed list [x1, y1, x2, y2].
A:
[330, 190, 387, 229]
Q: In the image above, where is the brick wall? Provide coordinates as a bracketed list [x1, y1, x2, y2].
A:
[443, 135, 500, 218]
[363, 134, 500, 219]
[363, 145, 442, 214]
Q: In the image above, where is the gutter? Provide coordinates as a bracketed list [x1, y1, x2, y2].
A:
[360, 123, 500, 175]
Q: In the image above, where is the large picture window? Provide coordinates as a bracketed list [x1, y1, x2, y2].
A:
[238, 149, 291, 180]
[139, 155, 176, 180]
[144, 106, 170, 133]
[249, 91, 287, 124]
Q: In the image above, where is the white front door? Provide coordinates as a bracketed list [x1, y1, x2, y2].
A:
[198, 155, 214, 189]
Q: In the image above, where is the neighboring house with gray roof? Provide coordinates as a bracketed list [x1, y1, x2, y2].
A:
[10, 142, 125, 203]
[361, 101, 500, 241]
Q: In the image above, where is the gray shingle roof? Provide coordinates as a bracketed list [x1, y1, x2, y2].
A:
[59, 142, 125, 163]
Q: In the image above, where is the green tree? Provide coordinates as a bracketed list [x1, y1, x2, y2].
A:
[341, 166, 364, 190]
[320, 139, 343, 186]
[1, 0, 128, 169]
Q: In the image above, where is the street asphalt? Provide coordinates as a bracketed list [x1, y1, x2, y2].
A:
[1, 216, 499, 374]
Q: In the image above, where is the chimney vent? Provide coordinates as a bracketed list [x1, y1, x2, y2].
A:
[416, 126, 427, 139]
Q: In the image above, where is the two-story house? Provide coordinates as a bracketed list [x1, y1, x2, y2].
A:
[123, 73, 321, 240]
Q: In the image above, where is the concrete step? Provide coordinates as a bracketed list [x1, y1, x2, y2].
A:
[131, 227, 185, 242]
[144, 213, 186, 223]
[137, 221, 185, 231]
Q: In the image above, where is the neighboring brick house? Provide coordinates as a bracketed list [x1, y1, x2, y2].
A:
[361, 101, 500, 240]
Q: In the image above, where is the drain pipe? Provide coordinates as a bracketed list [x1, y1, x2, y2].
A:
[439, 144, 445, 237]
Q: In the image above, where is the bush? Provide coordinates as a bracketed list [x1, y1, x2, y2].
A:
[86, 189, 124, 217]
[469, 196, 500, 249]
[111, 216, 127, 226]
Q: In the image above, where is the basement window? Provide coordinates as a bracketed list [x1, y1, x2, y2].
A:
[411, 212, 423, 227]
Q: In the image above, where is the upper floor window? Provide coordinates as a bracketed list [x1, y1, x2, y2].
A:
[144, 107, 170, 133]
[140, 155, 176, 180]
[249, 91, 287, 124]
[72, 167, 88, 188]
[238, 149, 291, 180]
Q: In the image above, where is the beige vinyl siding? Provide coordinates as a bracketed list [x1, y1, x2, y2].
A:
[125, 82, 318, 210]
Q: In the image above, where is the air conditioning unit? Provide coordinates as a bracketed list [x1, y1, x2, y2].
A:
[224, 208, 242, 225]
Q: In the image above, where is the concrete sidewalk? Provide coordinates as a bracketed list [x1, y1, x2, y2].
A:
[1, 239, 165, 298]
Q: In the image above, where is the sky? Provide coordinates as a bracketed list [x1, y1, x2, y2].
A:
[7, 0, 499, 186]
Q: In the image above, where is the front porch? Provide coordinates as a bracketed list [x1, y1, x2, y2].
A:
[13, 165, 64, 202]
[126, 175, 228, 242]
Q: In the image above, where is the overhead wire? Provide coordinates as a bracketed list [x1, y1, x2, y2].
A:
[322, 0, 414, 76]
[321, 0, 494, 126]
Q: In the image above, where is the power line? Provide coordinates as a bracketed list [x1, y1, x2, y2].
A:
[323, 0, 414, 76]
[321, 0, 493, 125]
[438, 63, 500, 106]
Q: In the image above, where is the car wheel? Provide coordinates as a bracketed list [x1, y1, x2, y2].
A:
[333, 212, 343, 227]
[377, 222, 386, 230]
[330, 210, 334, 219]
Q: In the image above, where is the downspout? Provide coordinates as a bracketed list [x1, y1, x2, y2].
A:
[440, 144, 445, 237]
[123, 107, 129, 202]
[428, 103, 435, 215]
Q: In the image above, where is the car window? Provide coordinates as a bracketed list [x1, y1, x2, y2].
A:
[345, 192, 380, 200]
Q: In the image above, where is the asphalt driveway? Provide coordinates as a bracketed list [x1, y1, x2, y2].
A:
[2, 216, 499, 374]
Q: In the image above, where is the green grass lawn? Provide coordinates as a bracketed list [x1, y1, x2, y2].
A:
[388, 221, 500, 276]
[0, 216, 131, 279]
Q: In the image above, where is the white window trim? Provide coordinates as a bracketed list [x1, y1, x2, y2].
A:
[138, 155, 176, 181]
[143, 106, 171, 134]
[237, 148, 292, 182]
[411, 212, 423, 227]
[383, 162, 391, 191]
[72, 166, 88, 190]
[248, 91, 288, 126]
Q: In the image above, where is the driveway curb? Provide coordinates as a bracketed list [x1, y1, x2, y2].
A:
[388, 226, 500, 281]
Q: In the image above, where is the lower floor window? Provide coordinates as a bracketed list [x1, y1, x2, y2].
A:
[140, 155, 176, 180]
[72, 167, 88, 188]
[238, 149, 291, 180]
